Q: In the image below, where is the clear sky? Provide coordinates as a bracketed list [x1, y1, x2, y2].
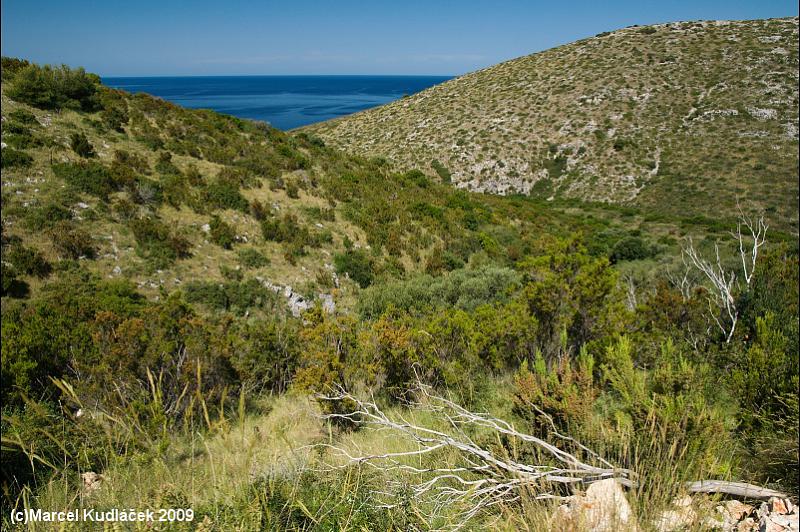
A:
[2, 0, 797, 76]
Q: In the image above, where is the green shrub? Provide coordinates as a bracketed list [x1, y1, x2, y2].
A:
[208, 215, 236, 249]
[1, 57, 31, 81]
[358, 265, 519, 318]
[203, 178, 249, 211]
[52, 161, 117, 198]
[610, 236, 652, 263]
[23, 202, 73, 230]
[183, 279, 277, 316]
[334, 249, 375, 288]
[7, 63, 100, 111]
[4, 245, 52, 278]
[129, 217, 191, 267]
[228, 320, 298, 393]
[69, 132, 96, 158]
[8, 108, 38, 124]
[1, 148, 34, 168]
[237, 247, 270, 269]
[431, 159, 451, 183]
[49, 221, 95, 259]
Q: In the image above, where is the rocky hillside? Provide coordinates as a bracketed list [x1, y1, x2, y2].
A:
[308, 17, 799, 231]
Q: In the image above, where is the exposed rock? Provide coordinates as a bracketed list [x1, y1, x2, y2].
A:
[656, 495, 697, 531]
[552, 479, 635, 531]
[81, 472, 103, 493]
[770, 498, 790, 515]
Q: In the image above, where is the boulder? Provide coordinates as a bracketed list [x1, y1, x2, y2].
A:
[552, 479, 636, 531]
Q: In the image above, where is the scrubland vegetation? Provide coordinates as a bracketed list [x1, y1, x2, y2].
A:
[1, 45, 798, 531]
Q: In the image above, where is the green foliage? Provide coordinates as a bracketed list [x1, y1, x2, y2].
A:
[334, 249, 375, 288]
[183, 279, 278, 316]
[0, 147, 34, 168]
[228, 320, 298, 393]
[52, 161, 118, 198]
[69, 131, 96, 158]
[208, 215, 236, 249]
[23, 201, 73, 230]
[1, 57, 31, 80]
[237, 247, 270, 269]
[3, 244, 52, 278]
[202, 177, 249, 212]
[431, 159, 451, 183]
[513, 347, 595, 433]
[610, 236, 652, 263]
[49, 221, 95, 259]
[520, 238, 626, 358]
[129, 217, 191, 268]
[7, 63, 99, 111]
[358, 265, 519, 318]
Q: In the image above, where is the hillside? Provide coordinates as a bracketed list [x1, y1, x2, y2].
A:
[308, 17, 800, 232]
[1, 59, 798, 530]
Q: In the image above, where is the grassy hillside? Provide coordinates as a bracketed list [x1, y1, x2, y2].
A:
[308, 17, 799, 232]
[1, 59, 798, 530]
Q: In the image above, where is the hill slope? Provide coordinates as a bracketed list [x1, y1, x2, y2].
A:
[308, 17, 799, 231]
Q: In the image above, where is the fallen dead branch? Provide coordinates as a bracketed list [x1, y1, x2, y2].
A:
[310, 384, 633, 527]
[685, 480, 789, 500]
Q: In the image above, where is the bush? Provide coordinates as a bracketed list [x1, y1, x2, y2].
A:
[237, 247, 270, 269]
[4, 245, 52, 278]
[183, 279, 277, 316]
[203, 178, 249, 211]
[208, 215, 236, 249]
[69, 132, 96, 158]
[1, 57, 30, 81]
[334, 249, 375, 288]
[431, 159, 451, 183]
[610, 236, 651, 263]
[8, 108, 38, 125]
[23, 202, 73, 230]
[7, 63, 100, 111]
[1, 148, 34, 168]
[129, 217, 191, 267]
[52, 161, 117, 198]
[228, 320, 298, 393]
[358, 265, 520, 318]
[49, 221, 95, 259]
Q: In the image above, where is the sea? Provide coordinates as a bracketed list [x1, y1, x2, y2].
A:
[103, 75, 451, 130]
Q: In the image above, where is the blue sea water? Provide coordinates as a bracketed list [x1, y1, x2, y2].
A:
[103, 75, 451, 130]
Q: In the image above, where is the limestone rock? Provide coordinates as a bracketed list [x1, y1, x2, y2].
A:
[552, 479, 636, 531]
[81, 472, 103, 492]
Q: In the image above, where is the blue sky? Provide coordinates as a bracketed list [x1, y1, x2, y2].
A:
[1, 1, 797, 76]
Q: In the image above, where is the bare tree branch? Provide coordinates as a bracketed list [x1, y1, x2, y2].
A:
[681, 209, 767, 343]
[308, 384, 633, 529]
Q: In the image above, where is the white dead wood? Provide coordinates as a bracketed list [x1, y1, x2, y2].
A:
[309, 384, 633, 529]
[681, 208, 767, 343]
[310, 385, 787, 529]
[685, 480, 788, 500]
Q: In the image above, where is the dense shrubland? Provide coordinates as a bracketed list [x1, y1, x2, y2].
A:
[1, 60, 798, 529]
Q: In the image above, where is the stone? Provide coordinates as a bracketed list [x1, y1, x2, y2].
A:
[738, 517, 757, 532]
[655, 496, 697, 532]
[552, 479, 635, 531]
[81, 472, 103, 492]
[759, 515, 787, 532]
[769, 514, 799, 531]
[720, 500, 755, 524]
[769, 498, 789, 515]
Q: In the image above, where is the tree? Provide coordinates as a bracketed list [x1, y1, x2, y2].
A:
[682, 208, 767, 343]
[70, 132, 96, 158]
